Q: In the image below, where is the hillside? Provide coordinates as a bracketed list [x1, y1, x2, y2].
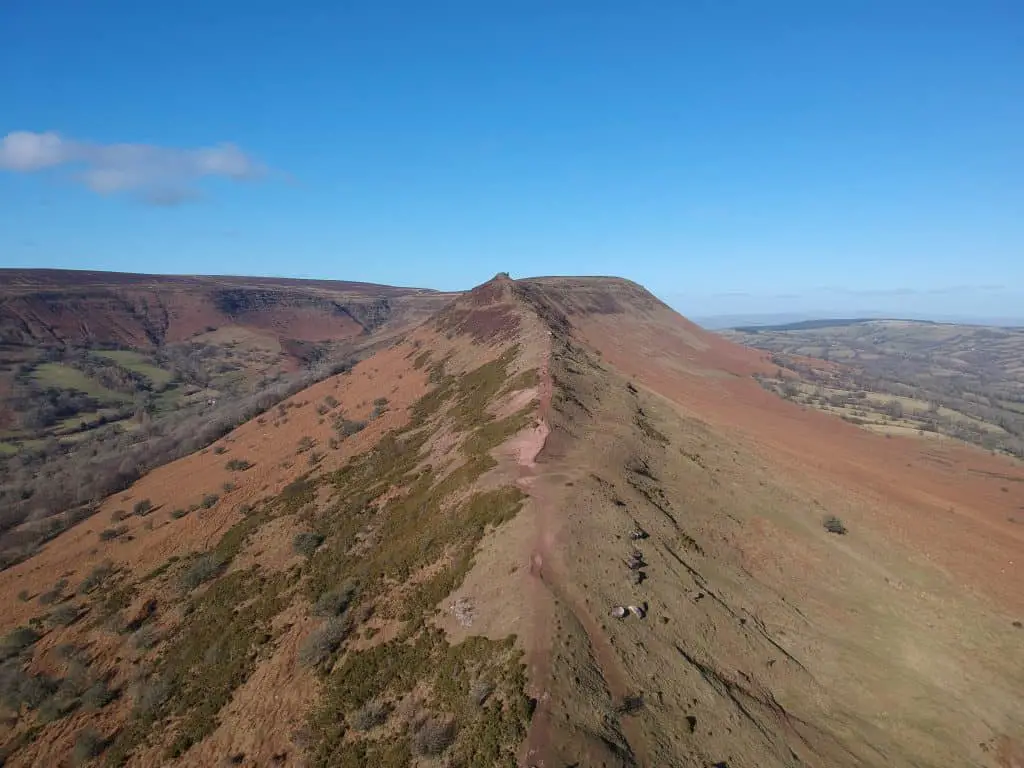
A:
[0, 270, 455, 566]
[0, 269, 448, 348]
[0, 275, 1021, 767]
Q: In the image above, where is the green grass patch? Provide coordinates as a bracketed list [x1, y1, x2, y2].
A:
[93, 351, 173, 386]
[32, 363, 127, 404]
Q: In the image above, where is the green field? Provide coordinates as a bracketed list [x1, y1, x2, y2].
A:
[31, 363, 129, 403]
[94, 350, 174, 386]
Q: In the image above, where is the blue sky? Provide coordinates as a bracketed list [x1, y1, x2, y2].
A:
[1, 1, 1022, 319]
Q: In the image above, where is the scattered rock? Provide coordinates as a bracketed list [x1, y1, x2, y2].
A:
[450, 598, 474, 628]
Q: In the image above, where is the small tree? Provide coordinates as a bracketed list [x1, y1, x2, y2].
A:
[411, 717, 456, 757]
[132, 499, 153, 516]
[293, 532, 325, 557]
[823, 515, 847, 535]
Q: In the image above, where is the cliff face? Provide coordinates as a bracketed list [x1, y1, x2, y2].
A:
[0, 270, 454, 348]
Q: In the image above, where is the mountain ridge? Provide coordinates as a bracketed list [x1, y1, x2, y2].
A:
[0, 273, 1021, 767]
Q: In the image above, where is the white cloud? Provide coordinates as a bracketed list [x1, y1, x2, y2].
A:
[0, 130, 264, 205]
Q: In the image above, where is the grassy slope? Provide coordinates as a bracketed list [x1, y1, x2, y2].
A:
[0, 309, 541, 766]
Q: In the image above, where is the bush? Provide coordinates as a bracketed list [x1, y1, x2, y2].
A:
[82, 679, 117, 710]
[111, 509, 130, 522]
[38, 579, 68, 605]
[335, 419, 366, 437]
[213, 445, 228, 455]
[130, 626, 159, 651]
[293, 532, 325, 557]
[180, 554, 224, 590]
[313, 583, 357, 617]
[47, 604, 82, 627]
[17, 590, 29, 602]
[200, 493, 219, 509]
[98, 526, 127, 541]
[132, 677, 170, 717]
[72, 727, 105, 765]
[77, 562, 115, 595]
[350, 700, 391, 731]
[225, 459, 252, 471]
[222, 482, 237, 493]
[411, 717, 456, 757]
[823, 515, 848, 535]
[298, 617, 352, 669]
[469, 679, 494, 707]
[296, 436, 315, 454]
[1, 627, 41, 661]
[373, 397, 389, 407]
[132, 499, 153, 516]
[170, 508, 189, 519]
[0, 661, 60, 710]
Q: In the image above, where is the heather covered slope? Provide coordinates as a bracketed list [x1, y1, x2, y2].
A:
[516, 276, 1024, 767]
[0, 274, 1022, 767]
[0, 275, 548, 766]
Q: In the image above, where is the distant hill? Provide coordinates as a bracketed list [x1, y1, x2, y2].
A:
[695, 311, 1024, 330]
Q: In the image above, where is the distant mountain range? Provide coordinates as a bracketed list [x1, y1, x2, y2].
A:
[692, 311, 1024, 330]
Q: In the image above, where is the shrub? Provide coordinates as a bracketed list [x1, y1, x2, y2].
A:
[1, 627, 41, 661]
[78, 562, 115, 595]
[132, 677, 170, 717]
[37, 694, 80, 723]
[38, 579, 67, 605]
[324, 395, 339, 409]
[111, 509, 130, 522]
[132, 499, 153, 516]
[313, 582, 357, 617]
[170, 508, 189, 519]
[225, 459, 252, 471]
[130, 626, 159, 651]
[47, 604, 82, 627]
[200, 493, 219, 509]
[213, 445, 228, 455]
[98, 526, 127, 541]
[411, 717, 456, 757]
[373, 397, 389, 407]
[335, 419, 366, 437]
[297, 436, 315, 454]
[17, 590, 29, 602]
[469, 679, 494, 707]
[298, 617, 352, 668]
[180, 554, 224, 590]
[823, 515, 848, 535]
[350, 700, 391, 731]
[82, 679, 117, 710]
[222, 482, 237, 493]
[72, 727, 105, 765]
[293, 532, 325, 557]
[0, 661, 59, 710]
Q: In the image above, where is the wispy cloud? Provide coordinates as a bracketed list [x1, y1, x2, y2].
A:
[0, 130, 264, 205]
